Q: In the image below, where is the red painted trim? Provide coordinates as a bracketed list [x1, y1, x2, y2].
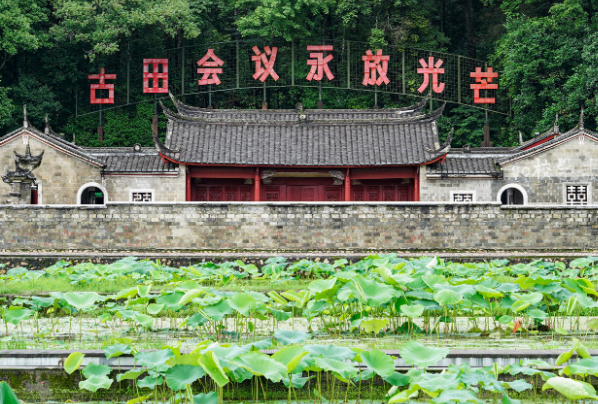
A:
[523, 135, 556, 151]
[502, 132, 598, 166]
[101, 173, 178, 176]
[254, 168, 261, 201]
[414, 167, 420, 201]
[188, 167, 255, 178]
[352, 168, 417, 180]
[344, 168, 351, 201]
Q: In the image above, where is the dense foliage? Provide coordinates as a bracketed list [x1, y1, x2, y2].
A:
[0, 0, 597, 147]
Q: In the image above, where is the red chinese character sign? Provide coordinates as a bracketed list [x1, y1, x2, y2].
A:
[88, 68, 116, 104]
[362, 50, 390, 86]
[417, 57, 444, 93]
[470, 67, 498, 104]
[143, 59, 168, 93]
[306, 45, 334, 81]
[197, 49, 224, 85]
[252, 46, 279, 82]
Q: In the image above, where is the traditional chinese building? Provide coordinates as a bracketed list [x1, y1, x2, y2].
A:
[0, 101, 596, 206]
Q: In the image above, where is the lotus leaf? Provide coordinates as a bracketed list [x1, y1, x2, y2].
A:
[351, 276, 396, 307]
[274, 329, 311, 345]
[146, 303, 164, 315]
[64, 352, 85, 374]
[400, 304, 424, 319]
[243, 339, 273, 350]
[527, 308, 548, 321]
[359, 349, 395, 378]
[411, 373, 461, 393]
[384, 372, 410, 387]
[82, 363, 112, 378]
[133, 312, 154, 328]
[64, 292, 99, 309]
[187, 313, 209, 328]
[193, 392, 218, 404]
[135, 349, 174, 368]
[227, 293, 256, 316]
[178, 289, 204, 306]
[542, 376, 598, 400]
[203, 300, 233, 321]
[137, 376, 163, 389]
[116, 369, 145, 382]
[165, 364, 206, 390]
[400, 341, 449, 369]
[156, 292, 184, 311]
[309, 278, 337, 293]
[198, 351, 229, 387]
[562, 358, 598, 376]
[273, 345, 308, 372]
[474, 285, 504, 298]
[433, 289, 463, 306]
[4, 308, 33, 325]
[126, 395, 152, 404]
[79, 375, 113, 392]
[232, 351, 288, 382]
[314, 357, 357, 382]
[501, 379, 532, 392]
[432, 388, 482, 403]
[305, 344, 355, 361]
[588, 318, 598, 329]
[282, 375, 313, 389]
[269, 308, 291, 321]
[0, 382, 22, 404]
[435, 284, 476, 298]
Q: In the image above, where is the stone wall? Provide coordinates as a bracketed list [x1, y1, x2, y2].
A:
[1, 203, 598, 251]
[103, 171, 186, 202]
[0, 135, 102, 204]
[419, 165, 503, 202]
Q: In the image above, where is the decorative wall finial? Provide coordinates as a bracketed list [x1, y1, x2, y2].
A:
[580, 107, 585, 130]
[44, 115, 49, 135]
[23, 105, 28, 128]
[519, 131, 524, 145]
[553, 113, 559, 134]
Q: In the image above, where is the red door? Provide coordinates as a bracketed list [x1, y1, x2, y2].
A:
[288, 186, 317, 201]
[351, 181, 413, 201]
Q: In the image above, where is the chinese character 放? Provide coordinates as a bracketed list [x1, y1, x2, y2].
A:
[143, 59, 168, 93]
[470, 67, 498, 104]
[417, 57, 444, 93]
[306, 45, 334, 81]
[197, 49, 224, 85]
[362, 49, 389, 86]
[252, 46, 279, 82]
[88, 68, 116, 104]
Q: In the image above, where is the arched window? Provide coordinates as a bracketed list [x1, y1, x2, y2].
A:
[77, 183, 108, 205]
[497, 184, 528, 205]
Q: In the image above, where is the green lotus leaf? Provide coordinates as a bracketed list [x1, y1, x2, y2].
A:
[116, 369, 145, 382]
[400, 304, 424, 319]
[501, 379, 532, 392]
[562, 359, 598, 377]
[203, 300, 233, 322]
[432, 388, 482, 403]
[137, 376, 163, 389]
[314, 357, 357, 382]
[198, 351, 229, 387]
[178, 289, 204, 307]
[156, 292, 184, 311]
[146, 303, 164, 315]
[384, 372, 410, 387]
[82, 363, 112, 378]
[360, 318, 389, 334]
[412, 373, 461, 393]
[227, 293, 256, 317]
[243, 339, 273, 350]
[193, 392, 218, 404]
[274, 329, 311, 345]
[64, 352, 85, 374]
[527, 308, 548, 321]
[133, 312, 154, 329]
[1, 382, 22, 404]
[187, 313, 209, 328]
[64, 292, 99, 309]
[474, 285, 504, 299]
[587, 318, 598, 329]
[137, 284, 152, 298]
[269, 308, 291, 321]
[305, 345, 355, 361]
[32, 296, 55, 308]
[309, 278, 337, 293]
[282, 375, 313, 389]
[400, 341, 449, 369]
[104, 343, 132, 359]
[351, 275, 396, 307]
[135, 349, 174, 368]
[521, 359, 551, 368]
[555, 350, 574, 366]
[232, 351, 288, 382]
[273, 345, 308, 373]
[79, 375, 113, 393]
[433, 289, 463, 306]
[575, 293, 598, 309]
[4, 308, 33, 325]
[165, 364, 206, 390]
[542, 376, 598, 400]
[359, 349, 395, 378]
[126, 394, 152, 404]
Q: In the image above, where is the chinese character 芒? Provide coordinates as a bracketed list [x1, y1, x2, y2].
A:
[197, 49, 225, 85]
[88, 68, 116, 104]
[143, 59, 168, 93]
[417, 57, 444, 93]
[362, 49, 389, 86]
[470, 67, 498, 104]
[252, 46, 279, 82]
[306, 45, 334, 81]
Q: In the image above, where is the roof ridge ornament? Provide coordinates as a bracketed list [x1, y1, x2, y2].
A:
[44, 115, 49, 135]
[580, 107, 584, 130]
[23, 105, 28, 128]
[553, 113, 559, 134]
[519, 131, 524, 145]
[425, 126, 453, 154]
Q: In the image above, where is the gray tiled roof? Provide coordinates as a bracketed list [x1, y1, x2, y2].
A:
[427, 154, 506, 177]
[158, 102, 449, 167]
[84, 148, 178, 173]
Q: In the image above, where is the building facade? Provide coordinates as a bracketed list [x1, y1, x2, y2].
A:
[0, 99, 595, 206]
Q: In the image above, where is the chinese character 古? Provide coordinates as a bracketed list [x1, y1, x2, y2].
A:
[252, 46, 279, 82]
[417, 57, 444, 93]
[88, 68, 116, 104]
[197, 49, 225, 85]
[362, 49, 389, 86]
[470, 67, 498, 104]
[143, 59, 169, 93]
[306, 45, 334, 81]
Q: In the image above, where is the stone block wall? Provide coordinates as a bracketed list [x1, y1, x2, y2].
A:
[103, 172, 186, 202]
[419, 166, 503, 202]
[1, 203, 598, 251]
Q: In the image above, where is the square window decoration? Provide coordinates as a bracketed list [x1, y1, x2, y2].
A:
[450, 191, 476, 203]
[565, 184, 589, 205]
[131, 190, 154, 203]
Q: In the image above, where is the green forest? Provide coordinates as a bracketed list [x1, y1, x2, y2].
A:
[0, 0, 597, 147]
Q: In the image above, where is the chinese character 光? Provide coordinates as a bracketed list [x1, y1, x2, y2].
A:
[197, 49, 224, 86]
[470, 67, 498, 104]
[143, 59, 168, 93]
[362, 49, 389, 86]
[88, 68, 116, 104]
[417, 57, 444, 93]
[252, 46, 279, 82]
[306, 45, 334, 81]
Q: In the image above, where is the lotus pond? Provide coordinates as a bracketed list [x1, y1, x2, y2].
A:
[5, 255, 598, 403]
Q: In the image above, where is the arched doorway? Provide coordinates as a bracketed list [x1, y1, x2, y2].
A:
[498, 184, 527, 205]
[77, 183, 108, 205]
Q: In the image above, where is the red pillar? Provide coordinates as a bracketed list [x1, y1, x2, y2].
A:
[344, 168, 351, 201]
[414, 167, 420, 202]
[186, 166, 191, 201]
[254, 168, 261, 201]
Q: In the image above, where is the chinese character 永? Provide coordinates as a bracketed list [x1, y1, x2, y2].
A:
[470, 67, 498, 104]
[417, 57, 444, 93]
[252, 46, 279, 82]
[306, 45, 334, 81]
[362, 49, 389, 86]
[88, 68, 116, 104]
[143, 59, 168, 93]
[197, 49, 224, 85]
